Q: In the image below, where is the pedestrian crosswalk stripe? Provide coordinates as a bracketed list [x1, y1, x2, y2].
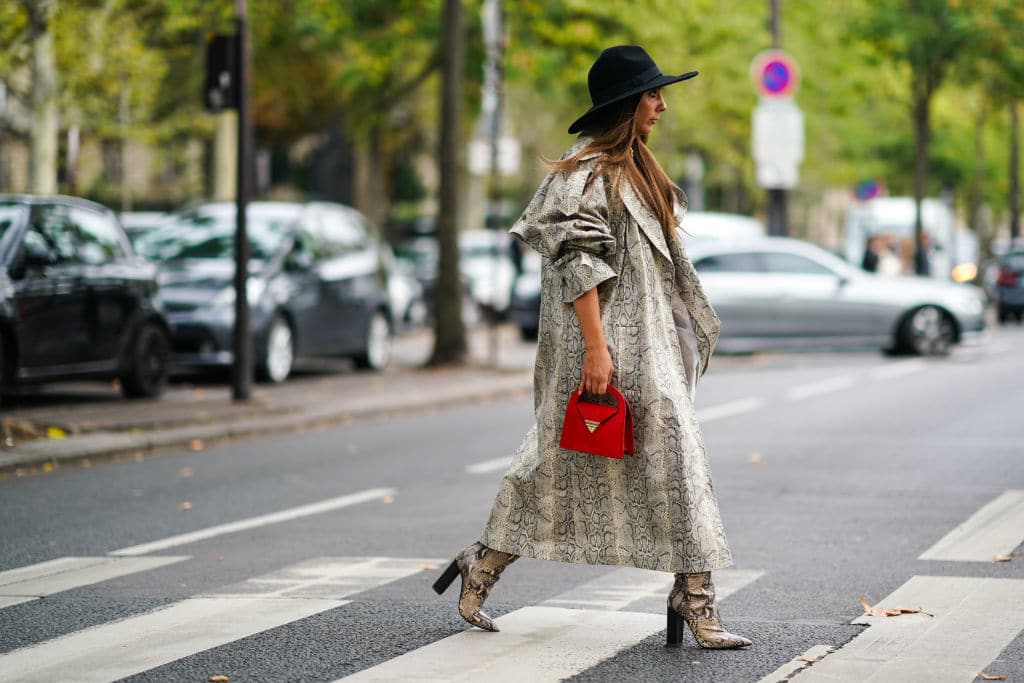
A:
[791, 576, 1024, 682]
[339, 566, 762, 682]
[756, 644, 834, 683]
[0, 556, 435, 682]
[337, 606, 666, 683]
[919, 490, 1024, 562]
[109, 487, 396, 556]
[541, 566, 763, 612]
[870, 359, 926, 381]
[0, 555, 188, 610]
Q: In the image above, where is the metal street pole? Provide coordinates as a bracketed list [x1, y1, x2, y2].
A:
[232, 0, 252, 401]
[767, 0, 788, 237]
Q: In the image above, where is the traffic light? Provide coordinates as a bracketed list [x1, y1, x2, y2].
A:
[204, 34, 238, 111]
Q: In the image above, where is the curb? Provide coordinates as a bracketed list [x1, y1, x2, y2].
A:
[0, 374, 533, 473]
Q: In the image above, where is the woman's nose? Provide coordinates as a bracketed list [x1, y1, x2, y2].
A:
[657, 95, 667, 112]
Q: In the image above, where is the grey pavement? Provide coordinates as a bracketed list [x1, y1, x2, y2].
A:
[0, 324, 536, 471]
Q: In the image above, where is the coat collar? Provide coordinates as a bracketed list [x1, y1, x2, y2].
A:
[566, 136, 673, 262]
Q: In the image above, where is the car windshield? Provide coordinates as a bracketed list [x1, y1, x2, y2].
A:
[0, 203, 28, 241]
[135, 208, 294, 263]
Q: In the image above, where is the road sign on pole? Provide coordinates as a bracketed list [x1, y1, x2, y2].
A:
[752, 97, 804, 190]
[751, 49, 800, 98]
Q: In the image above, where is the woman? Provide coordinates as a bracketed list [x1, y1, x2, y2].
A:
[433, 45, 751, 650]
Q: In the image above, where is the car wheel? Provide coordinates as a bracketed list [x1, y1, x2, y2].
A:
[258, 315, 294, 383]
[899, 305, 955, 356]
[998, 307, 1011, 324]
[354, 311, 392, 370]
[120, 323, 170, 399]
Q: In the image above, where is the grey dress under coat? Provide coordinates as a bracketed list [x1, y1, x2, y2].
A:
[479, 137, 733, 574]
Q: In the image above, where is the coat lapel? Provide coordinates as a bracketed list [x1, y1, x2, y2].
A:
[619, 182, 673, 263]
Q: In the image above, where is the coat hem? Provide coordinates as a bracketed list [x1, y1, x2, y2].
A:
[479, 532, 734, 575]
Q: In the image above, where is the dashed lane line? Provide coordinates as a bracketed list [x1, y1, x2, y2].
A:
[785, 375, 856, 401]
[109, 487, 396, 557]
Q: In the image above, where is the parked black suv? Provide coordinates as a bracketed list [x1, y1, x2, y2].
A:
[0, 195, 171, 401]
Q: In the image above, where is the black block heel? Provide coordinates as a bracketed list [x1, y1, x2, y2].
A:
[666, 605, 685, 646]
[433, 560, 460, 595]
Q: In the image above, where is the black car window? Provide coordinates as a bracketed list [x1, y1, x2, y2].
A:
[317, 208, 368, 257]
[136, 211, 292, 263]
[760, 252, 835, 275]
[0, 203, 26, 242]
[693, 252, 763, 273]
[69, 207, 127, 264]
[30, 205, 77, 262]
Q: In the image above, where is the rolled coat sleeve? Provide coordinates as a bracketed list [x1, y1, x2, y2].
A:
[510, 164, 617, 303]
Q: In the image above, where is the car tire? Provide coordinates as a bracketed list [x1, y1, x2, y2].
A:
[257, 315, 294, 384]
[120, 322, 170, 399]
[998, 307, 1011, 324]
[898, 305, 955, 356]
[354, 310, 392, 371]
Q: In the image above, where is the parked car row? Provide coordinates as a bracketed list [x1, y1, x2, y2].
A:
[0, 195, 402, 402]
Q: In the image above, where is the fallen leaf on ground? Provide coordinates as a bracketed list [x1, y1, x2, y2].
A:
[749, 452, 763, 464]
[46, 426, 67, 440]
[860, 597, 933, 618]
[209, 676, 230, 682]
[178, 501, 192, 511]
[993, 555, 1012, 562]
[381, 495, 394, 504]
[41, 462, 55, 472]
[189, 440, 205, 451]
[179, 467, 194, 478]
[419, 563, 439, 570]
[798, 657, 823, 663]
[979, 673, 1007, 681]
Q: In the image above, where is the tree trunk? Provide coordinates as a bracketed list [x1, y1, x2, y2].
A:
[27, 0, 58, 194]
[1011, 99, 1021, 241]
[353, 124, 389, 230]
[428, 0, 467, 366]
[969, 98, 992, 262]
[912, 84, 931, 276]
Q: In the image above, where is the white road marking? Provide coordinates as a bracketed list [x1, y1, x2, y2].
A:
[338, 606, 665, 682]
[785, 375, 856, 401]
[542, 567, 763, 612]
[698, 397, 765, 422]
[757, 644, 834, 683]
[919, 490, 1024, 562]
[792, 576, 1024, 682]
[870, 359, 926, 381]
[466, 457, 513, 474]
[0, 556, 433, 682]
[0, 556, 188, 609]
[342, 566, 762, 681]
[109, 487, 396, 556]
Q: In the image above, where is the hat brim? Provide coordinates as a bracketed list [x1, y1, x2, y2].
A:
[567, 70, 698, 134]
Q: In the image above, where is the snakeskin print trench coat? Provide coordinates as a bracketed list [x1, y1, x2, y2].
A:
[479, 137, 734, 574]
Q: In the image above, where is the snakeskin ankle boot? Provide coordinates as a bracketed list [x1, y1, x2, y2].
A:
[433, 542, 518, 632]
[666, 571, 752, 648]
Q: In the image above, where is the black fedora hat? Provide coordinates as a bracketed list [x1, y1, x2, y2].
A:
[568, 45, 698, 134]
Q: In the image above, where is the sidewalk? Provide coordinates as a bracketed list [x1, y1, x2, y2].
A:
[0, 324, 535, 472]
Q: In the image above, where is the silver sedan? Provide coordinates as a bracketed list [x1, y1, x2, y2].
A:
[684, 236, 987, 355]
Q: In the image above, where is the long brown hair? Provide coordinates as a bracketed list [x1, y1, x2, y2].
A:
[550, 94, 683, 242]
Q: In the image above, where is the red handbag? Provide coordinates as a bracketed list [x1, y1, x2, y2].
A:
[559, 385, 635, 459]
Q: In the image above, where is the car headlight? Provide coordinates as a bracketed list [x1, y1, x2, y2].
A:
[212, 278, 267, 309]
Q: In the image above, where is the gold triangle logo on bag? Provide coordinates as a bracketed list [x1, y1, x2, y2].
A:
[584, 419, 601, 433]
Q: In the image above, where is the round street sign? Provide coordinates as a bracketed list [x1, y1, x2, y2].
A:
[751, 49, 800, 98]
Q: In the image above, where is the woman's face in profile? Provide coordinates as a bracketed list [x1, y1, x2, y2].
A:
[635, 88, 667, 136]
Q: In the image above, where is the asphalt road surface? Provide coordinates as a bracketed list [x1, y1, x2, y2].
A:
[1, 328, 1023, 682]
